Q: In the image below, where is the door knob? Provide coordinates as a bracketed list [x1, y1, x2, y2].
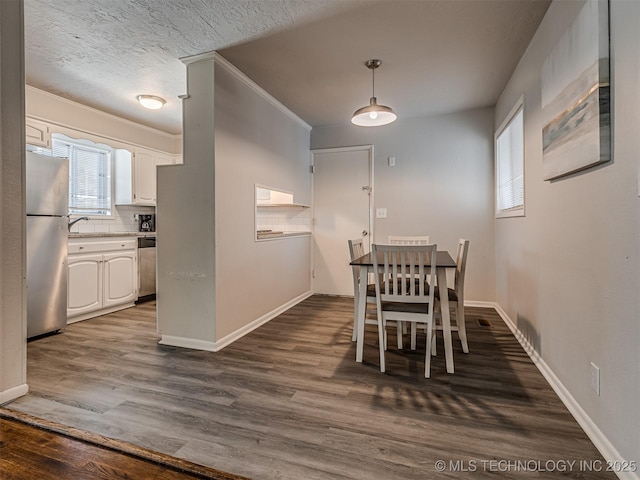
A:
[362, 230, 368, 237]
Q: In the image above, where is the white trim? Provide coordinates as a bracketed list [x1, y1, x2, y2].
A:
[159, 290, 313, 352]
[486, 301, 637, 480]
[26, 86, 178, 146]
[158, 335, 217, 351]
[67, 303, 136, 324]
[495, 94, 525, 219]
[182, 52, 311, 132]
[214, 290, 313, 351]
[0, 383, 29, 405]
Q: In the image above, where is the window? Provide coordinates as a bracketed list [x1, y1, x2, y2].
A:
[495, 97, 524, 218]
[30, 135, 113, 216]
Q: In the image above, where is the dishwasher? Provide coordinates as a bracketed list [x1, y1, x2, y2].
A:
[137, 236, 156, 302]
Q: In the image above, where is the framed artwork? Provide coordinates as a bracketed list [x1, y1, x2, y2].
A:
[541, 0, 610, 181]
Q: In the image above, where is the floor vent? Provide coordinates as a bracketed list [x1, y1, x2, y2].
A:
[477, 318, 492, 327]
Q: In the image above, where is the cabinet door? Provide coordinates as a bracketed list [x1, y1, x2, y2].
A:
[133, 149, 156, 205]
[68, 254, 103, 317]
[103, 251, 137, 308]
[26, 118, 51, 148]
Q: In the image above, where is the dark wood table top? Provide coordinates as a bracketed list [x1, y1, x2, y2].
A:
[350, 250, 456, 268]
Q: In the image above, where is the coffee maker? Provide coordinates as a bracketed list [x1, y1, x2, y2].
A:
[138, 214, 156, 232]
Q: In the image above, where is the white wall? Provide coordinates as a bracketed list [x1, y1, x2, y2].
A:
[495, 0, 640, 466]
[157, 53, 312, 348]
[311, 109, 496, 303]
[157, 56, 217, 347]
[26, 86, 180, 154]
[0, 0, 28, 405]
[214, 58, 312, 340]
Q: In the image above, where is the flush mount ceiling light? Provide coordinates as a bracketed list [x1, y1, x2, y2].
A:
[137, 95, 166, 110]
[351, 59, 397, 127]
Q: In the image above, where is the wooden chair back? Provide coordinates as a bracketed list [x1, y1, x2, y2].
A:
[388, 235, 431, 246]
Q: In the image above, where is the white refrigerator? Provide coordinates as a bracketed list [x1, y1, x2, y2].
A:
[26, 151, 69, 338]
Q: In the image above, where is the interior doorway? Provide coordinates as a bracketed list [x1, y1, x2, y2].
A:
[312, 145, 373, 296]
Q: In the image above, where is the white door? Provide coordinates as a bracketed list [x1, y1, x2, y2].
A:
[313, 146, 372, 296]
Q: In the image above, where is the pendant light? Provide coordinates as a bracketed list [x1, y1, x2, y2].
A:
[351, 59, 397, 127]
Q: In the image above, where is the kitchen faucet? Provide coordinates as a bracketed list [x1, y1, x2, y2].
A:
[68, 216, 90, 232]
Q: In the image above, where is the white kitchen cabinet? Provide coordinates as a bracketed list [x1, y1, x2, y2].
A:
[67, 238, 137, 323]
[132, 148, 157, 204]
[26, 117, 51, 148]
[68, 253, 103, 318]
[103, 251, 137, 308]
[115, 147, 177, 206]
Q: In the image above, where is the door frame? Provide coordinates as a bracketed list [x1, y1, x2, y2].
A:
[310, 145, 374, 294]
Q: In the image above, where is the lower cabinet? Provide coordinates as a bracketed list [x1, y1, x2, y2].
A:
[68, 238, 137, 322]
[68, 254, 103, 317]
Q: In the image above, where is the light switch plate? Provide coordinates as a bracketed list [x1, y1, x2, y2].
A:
[376, 208, 388, 219]
[388, 156, 396, 167]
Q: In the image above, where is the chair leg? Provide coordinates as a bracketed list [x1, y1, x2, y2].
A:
[397, 321, 403, 349]
[431, 327, 437, 356]
[351, 296, 358, 342]
[424, 320, 433, 378]
[456, 301, 469, 353]
[378, 315, 386, 373]
[410, 323, 417, 350]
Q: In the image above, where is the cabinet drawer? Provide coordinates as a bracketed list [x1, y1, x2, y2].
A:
[68, 238, 137, 254]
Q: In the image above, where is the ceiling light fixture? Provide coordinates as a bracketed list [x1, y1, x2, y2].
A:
[351, 59, 397, 127]
[137, 95, 166, 110]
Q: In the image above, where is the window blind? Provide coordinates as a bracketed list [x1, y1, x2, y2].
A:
[496, 106, 524, 214]
[52, 138, 112, 215]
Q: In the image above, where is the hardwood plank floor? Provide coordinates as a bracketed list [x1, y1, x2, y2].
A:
[5, 296, 614, 479]
[0, 414, 244, 480]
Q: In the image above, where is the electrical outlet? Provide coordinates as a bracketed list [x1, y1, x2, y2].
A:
[388, 156, 396, 167]
[376, 208, 388, 219]
[590, 362, 600, 396]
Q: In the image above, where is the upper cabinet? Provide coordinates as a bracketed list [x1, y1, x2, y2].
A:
[115, 148, 182, 206]
[115, 148, 157, 206]
[26, 118, 51, 148]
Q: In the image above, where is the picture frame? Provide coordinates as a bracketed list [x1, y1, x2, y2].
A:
[541, 0, 610, 181]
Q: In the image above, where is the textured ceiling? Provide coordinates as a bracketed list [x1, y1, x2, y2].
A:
[25, 0, 550, 134]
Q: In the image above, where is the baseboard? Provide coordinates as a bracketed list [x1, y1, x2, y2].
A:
[159, 290, 313, 353]
[214, 290, 313, 351]
[0, 383, 29, 406]
[490, 302, 637, 480]
[68, 302, 136, 324]
[158, 335, 217, 351]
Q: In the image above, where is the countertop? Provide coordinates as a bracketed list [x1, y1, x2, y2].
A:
[256, 231, 311, 240]
[68, 232, 156, 239]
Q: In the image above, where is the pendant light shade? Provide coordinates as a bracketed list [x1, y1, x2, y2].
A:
[351, 59, 397, 127]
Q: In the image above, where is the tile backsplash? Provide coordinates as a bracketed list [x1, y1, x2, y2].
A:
[70, 205, 156, 233]
[256, 206, 311, 233]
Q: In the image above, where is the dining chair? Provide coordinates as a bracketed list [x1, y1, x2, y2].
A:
[372, 243, 438, 378]
[388, 235, 430, 245]
[348, 238, 377, 342]
[388, 235, 432, 346]
[433, 239, 470, 354]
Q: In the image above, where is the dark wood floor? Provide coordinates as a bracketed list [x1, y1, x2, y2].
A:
[0, 414, 244, 480]
[5, 296, 613, 479]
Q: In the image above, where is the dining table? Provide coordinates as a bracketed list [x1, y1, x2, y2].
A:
[350, 250, 458, 374]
